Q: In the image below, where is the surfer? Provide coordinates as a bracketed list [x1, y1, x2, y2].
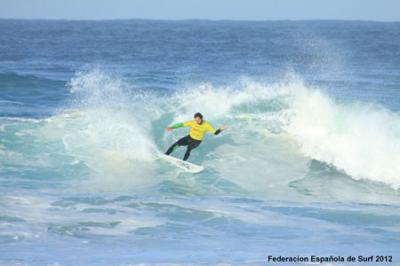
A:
[165, 112, 227, 161]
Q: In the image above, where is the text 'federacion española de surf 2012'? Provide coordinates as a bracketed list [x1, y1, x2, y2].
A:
[267, 255, 393, 263]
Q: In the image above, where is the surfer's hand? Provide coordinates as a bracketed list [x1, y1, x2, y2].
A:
[165, 127, 173, 132]
[220, 125, 228, 131]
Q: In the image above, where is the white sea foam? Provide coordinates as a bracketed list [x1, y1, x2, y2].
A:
[286, 80, 400, 189]
[45, 70, 161, 190]
[169, 76, 400, 190]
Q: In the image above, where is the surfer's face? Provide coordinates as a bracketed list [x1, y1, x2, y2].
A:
[194, 117, 203, 124]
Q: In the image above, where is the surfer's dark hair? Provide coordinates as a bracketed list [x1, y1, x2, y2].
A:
[194, 112, 203, 119]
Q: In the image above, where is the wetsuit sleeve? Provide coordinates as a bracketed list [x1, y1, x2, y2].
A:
[171, 122, 184, 129]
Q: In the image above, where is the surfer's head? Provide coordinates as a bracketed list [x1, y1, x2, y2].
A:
[194, 112, 203, 124]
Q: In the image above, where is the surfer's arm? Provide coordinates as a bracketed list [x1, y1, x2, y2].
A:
[171, 122, 184, 129]
[166, 121, 192, 132]
[208, 123, 227, 135]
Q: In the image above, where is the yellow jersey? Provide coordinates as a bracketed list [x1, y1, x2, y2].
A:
[183, 120, 217, 140]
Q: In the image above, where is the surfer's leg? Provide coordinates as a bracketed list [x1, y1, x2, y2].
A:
[183, 140, 201, 161]
[165, 136, 190, 155]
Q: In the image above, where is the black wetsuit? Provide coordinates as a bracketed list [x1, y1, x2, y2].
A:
[165, 135, 202, 161]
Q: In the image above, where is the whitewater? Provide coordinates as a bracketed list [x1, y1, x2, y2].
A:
[0, 20, 399, 265]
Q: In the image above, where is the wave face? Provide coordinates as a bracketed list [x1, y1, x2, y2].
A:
[1, 20, 400, 265]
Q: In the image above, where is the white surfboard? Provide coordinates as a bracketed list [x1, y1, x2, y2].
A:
[157, 153, 204, 173]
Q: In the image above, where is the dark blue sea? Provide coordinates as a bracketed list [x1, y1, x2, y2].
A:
[0, 19, 400, 265]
